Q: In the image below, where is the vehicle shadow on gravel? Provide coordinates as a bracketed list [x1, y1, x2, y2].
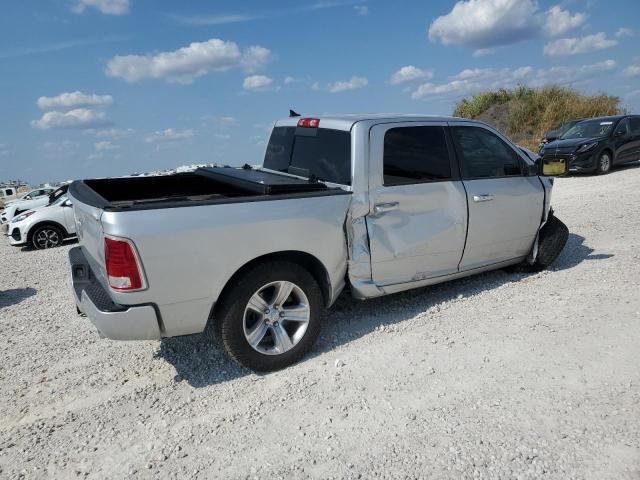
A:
[551, 233, 613, 271]
[156, 233, 612, 387]
[0, 287, 37, 309]
[156, 331, 250, 387]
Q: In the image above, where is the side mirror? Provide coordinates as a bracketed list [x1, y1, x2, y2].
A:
[614, 129, 626, 138]
[540, 157, 568, 176]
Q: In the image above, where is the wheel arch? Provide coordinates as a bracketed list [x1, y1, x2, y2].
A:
[212, 250, 334, 321]
[26, 220, 70, 245]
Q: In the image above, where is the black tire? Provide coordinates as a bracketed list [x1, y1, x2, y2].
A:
[217, 261, 323, 372]
[521, 215, 569, 272]
[30, 224, 64, 249]
[596, 151, 612, 175]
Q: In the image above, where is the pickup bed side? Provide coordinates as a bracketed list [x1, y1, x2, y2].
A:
[71, 192, 352, 338]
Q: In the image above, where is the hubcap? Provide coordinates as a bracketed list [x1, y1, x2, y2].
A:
[600, 154, 611, 172]
[243, 280, 310, 355]
[35, 229, 60, 249]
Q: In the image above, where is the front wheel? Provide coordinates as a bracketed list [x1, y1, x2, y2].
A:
[31, 225, 64, 249]
[217, 261, 323, 371]
[596, 151, 612, 175]
[520, 214, 569, 272]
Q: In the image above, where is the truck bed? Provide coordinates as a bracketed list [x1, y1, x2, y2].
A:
[69, 167, 349, 211]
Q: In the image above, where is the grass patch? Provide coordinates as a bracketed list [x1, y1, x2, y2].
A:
[453, 85, 622, 150]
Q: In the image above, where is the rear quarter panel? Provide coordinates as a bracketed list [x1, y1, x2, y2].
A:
[101, 194, 352, 336]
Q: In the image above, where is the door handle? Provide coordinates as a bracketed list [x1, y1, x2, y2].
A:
[374, 202, 399, 213]
[473, 194, 494, 202]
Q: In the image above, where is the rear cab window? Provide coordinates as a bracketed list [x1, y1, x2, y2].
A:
[263, 126, 352, 185]
[383, 126, 452, 186]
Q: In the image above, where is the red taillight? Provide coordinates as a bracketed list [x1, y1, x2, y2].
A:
[104, 236, 145, 291]
[297, 117, 320, 128]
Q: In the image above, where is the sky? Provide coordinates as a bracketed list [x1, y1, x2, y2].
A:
[1, 0, 639, 184]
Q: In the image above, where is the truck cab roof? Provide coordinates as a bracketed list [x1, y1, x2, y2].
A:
[275, 114, 478, 131]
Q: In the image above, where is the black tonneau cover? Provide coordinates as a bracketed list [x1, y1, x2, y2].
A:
[68, 167, 347, 212]
[195, 166, 327, 195]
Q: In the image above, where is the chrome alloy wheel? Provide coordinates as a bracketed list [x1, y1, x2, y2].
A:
[599, 153, 611, 172]
[243, 280, 311, 355]
[35, 228, 61, 249]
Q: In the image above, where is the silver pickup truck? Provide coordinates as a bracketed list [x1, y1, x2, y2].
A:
[68, 114, 569, 371]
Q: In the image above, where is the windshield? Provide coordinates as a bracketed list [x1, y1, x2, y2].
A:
[50, 195, 68, 206]
[560, 119, 615, 140]
[263, 126, 352, 185]
[48, 186, 68, 204]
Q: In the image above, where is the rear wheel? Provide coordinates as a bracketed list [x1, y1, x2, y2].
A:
[217, 262, 323, 371]
[31, 225, 64, 249]
[596, 151, 612, 175]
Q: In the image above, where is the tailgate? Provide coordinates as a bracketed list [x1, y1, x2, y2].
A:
[69, 192, 107, 284]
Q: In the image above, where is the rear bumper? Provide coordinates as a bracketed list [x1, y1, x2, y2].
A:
[69, 246, 162, 340]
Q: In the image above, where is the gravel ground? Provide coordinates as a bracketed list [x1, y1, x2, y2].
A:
[1, 167, 640, 479]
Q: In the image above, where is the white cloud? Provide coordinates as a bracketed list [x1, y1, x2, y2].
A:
[215, 134, 231, 140]
[624, 60, 640, 78]
[241, 45, 272, 73]
[106, 38, 271, 84]
[354, 5, 368, 15]
[0, 35, 129, 60]
[31, 109, 109, 129]
[37, 91, 113, 110]
[95, 141, 120, 151]
[411, 60, 616, 100]
[72, 0, 129, 15]
[389, 66, 433, 85]
[83, 127, 134, 138]
[145, 129, 194, 144]
[217, 116, 239, 126]
[428, 0, 588, 51]
[243, 75, 273, 91]
[616, 27, 635, 38]
[544, 32, 617, 56]
[0, 143, 9, 156]
[428, 0, 541, 49]
[543, 6, 586, 37]
[169, 14, 255, 26]
[473, 48, 495, 57]
[328, 75, 368, 93]
[169, 2, 368, 25]
[284, 76, 297, 85]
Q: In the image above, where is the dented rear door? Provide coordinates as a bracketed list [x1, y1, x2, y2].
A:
[366, 122, 467, 287]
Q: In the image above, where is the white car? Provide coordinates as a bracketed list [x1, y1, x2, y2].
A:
[7, 195, 77, 249]
[0, 187, 55, 226]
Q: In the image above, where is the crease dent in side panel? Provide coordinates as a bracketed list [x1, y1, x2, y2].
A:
[345, 211, 384, 299]
[345, 121, 384, 300]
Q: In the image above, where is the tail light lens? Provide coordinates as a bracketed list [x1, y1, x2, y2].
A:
[104, 236, 146, 291]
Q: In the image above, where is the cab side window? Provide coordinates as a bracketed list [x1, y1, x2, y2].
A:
[629, 118, 640, 135]
[614, 119, 630, 136]
[452, 126, 523, 179]
[383, 126, 452, 186]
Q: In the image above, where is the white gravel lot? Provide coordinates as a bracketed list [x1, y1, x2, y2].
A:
[1, 166, 640, 479]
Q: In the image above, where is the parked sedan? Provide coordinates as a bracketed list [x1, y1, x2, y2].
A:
[7, 195, 77, 249]
[0, 187, 55, 228]
[540, 115, 640, 174]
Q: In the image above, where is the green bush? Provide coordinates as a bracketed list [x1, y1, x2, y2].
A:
[453, 85, 622, 150]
